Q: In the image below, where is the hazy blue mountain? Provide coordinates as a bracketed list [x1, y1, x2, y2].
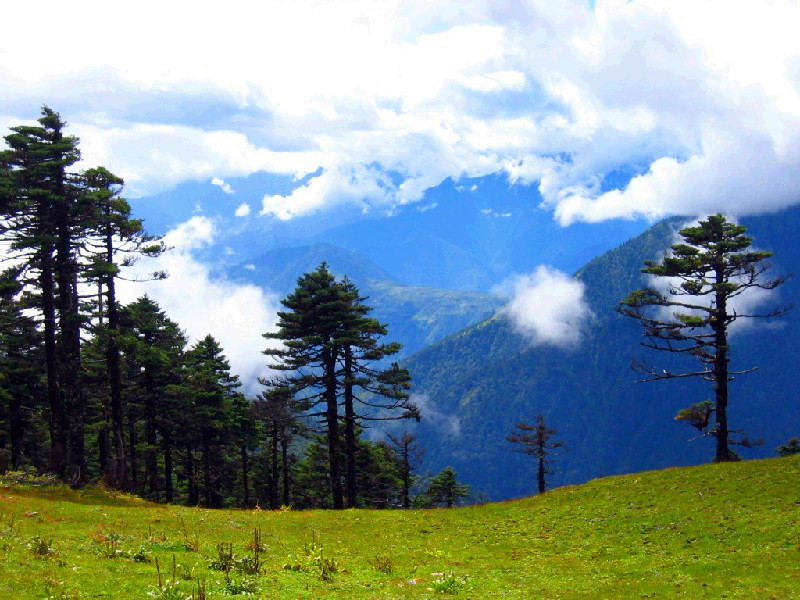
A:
[131, 171, 650, 292]
[308, 174, 649, 291]
[402, 209, 800, 500]
[227, 243, 503, 359]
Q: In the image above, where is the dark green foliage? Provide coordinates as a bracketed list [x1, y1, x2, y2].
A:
[183, 335, 244, 508]
[120, 297, 186, 501]
[265, 264, 416, 509]
[422, 466, 469, 508]
[0, 267, 45, 471]
[619, 214, 786, 462]
[777, 438, 800, 456]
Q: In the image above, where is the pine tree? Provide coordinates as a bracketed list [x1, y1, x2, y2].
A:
[619, 214, 788, 462]
[265, 264, 417, 509]
[120, 296, 186, 500]
[507, 416, 563, 494]
[387, 432, 424, 509]
[81, 166, 165, 488]
[424, 466, 469, 508]
[0, 106, 82, 477]
[254, 384, 300, 508]
[264, 264, 350, 508]
[0, 267, 44, 470]
[184, 335, 242, 508]
[335, 278, 417, 507]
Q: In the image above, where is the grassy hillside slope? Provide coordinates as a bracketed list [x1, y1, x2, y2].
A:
[1, 457, 798, 599]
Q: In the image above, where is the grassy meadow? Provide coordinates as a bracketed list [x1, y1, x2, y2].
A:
[0, 456, 798, 599]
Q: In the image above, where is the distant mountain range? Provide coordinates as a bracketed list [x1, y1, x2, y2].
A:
[227, 242, 503, 359]
[402, 208, 800, 500]
[132, 172, 649, 292]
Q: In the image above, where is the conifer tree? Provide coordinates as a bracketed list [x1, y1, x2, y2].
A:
[184, 335, 243, 508]
[265, 264, 417, 509]
[424, 466, 469, 508]
[507, 416, 563, 494]
[0, 106, 81, 477]
[0, 267, 44, 470]
[264, 264, 350, 508]
[120, 296, 186, 500]
[336, 278, 417, 507]
[619, 214, 788, 462]
[81, 167, 165, 488]
[387, 432, 424, 508]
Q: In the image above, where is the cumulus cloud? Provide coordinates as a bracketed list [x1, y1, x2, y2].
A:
[499, 266, 593, 348]
[211, 177, 234, 194]
[116, 216, 281, 391]
[2, 1, 800, 220]
[234, 203, 251, 217]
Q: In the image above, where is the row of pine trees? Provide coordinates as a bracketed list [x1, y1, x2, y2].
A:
[0, 106, 470, 509]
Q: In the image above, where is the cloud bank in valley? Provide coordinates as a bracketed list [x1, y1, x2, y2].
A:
[116, 216, 281, 390]
[2, 1, 800, 223]
[500, 266, 593, 348]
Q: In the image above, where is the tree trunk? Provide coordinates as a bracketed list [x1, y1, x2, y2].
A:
[713, 265, 733, 462]
[56, 196, 84, 483]
[323, 346, 344, 509]
[281, 436, 290, 506]
[9, 392, 23, 470]
[40, 250, 65, 477]
[240, 445, 249, 508]
[105, 223, 127, 488]
[269, 422, 279, 509]
[401, 451, 411, 509]
[537, 452, 546, 494]
[185, 445, 198, 505]
[343, 346, 358, 508]
[163, 431, 174, 504]
[128, 413, 138, 489]
[145, 393, 159, 501]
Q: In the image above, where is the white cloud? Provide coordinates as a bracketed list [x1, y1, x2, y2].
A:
[234, 203, 251, 217]
[411, 393, 461, 437]
[163, 215, 215, 250]
[116, 216, 281, 391]
[2, 1, 800, 220]
[211, 177, 234, 194]
[499, 265, 593, 348]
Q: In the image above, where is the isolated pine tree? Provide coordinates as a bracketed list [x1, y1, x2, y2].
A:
[619, 214, 787, 462]
[387, 432, 424, 508]
[507, 415, 563, 494]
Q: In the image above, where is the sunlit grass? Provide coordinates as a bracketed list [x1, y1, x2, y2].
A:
[0, 456, 798, 598]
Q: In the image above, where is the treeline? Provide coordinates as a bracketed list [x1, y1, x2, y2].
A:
[0, 107, 470, 509]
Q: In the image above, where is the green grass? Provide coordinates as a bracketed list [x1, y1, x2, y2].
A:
[1, 457, 798, 599]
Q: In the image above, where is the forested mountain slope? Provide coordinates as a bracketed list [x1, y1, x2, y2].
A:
[405, 210, 800, 500]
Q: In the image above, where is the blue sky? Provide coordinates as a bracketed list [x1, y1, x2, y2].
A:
[2, 0, 800, 383]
